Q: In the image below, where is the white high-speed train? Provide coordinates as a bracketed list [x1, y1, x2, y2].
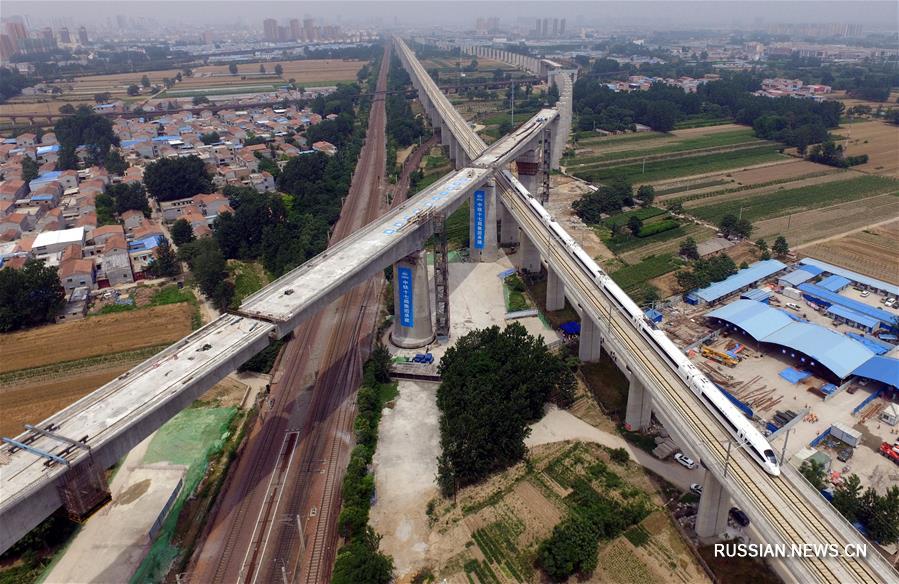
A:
[501, 170, 781, 477]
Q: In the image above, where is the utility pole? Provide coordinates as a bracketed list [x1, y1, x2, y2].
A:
[724, 438, 734, 479]
[780, 427, 792, 464]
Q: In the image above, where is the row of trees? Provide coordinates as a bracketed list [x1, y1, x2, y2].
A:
[436, 324, 575, 496]
[572, 180, 655, 225]
[801, 461, 899, 545]
[675, 254, 739, 292]
[52, 105, 120, 169]
[0, 67, 28, 102]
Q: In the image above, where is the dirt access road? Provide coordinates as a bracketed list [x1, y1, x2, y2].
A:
[188, 44, 392, 584]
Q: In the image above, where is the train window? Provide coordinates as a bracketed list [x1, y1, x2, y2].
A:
[764, 449, 777, 464]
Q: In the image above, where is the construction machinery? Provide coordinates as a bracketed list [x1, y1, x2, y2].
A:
[701, 345, 740, 368]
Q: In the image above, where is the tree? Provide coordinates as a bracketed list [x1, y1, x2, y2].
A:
[772, 235, 790, 258]
[858, 486, 899, 545]
[718, 214, 753, 239]
[183, 238, 232, 310]
[140, 75, 150, 88]
[679, 237, 699, 260]
[627, 215, 643, 236]
[331, 528, 394, 584]
[833, 474, 863, 522]
[107, 182, 150, 215]
[54, 105, 119, 167]
[0, 259, 66, 332]
[143, 155, 212, 201]
[636, 184, 655, 206]
[127, 84, 140, 96]
[667, 200, 684, 214]
[59, 103, 76, 115]
[199, 131, 221, 145]
[170, 218, 195, 246]
[104, 150, 128, 176]
[258, 64, 266, 74]
[145, 238, 180, 278]
[0, 67, 28, 102]
[436, 323, 575, 496]
[755, 238, 768, 253]
[228, 63, 238, 75]
[21, 156, 40, 183]
[93, 92, 111, 104]
[800, 459, 827, 491]
[538, 515, 599, 581]
[274, 63, 283, 76]
[192, 95, 210, 106]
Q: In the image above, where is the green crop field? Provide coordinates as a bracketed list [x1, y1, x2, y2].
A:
[567, 128, 760, 167]
[575, 147, 786, 184]
[610, 253, 683, 291]
[690, 175, 899, 224]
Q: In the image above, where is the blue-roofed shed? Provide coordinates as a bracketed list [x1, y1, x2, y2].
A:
[706, 299, 876, 380]
[798, 283, 898, 330]
[826, 305, 878, 332]
[740, 288, 772, 303]
[819, 275, 851, 292]
[36, 144, 60, 156]
[152, 135, 181, 142]
[852, 356, 899, 389]
[644, 308, 663, 323]
[692, 259, 787, 305]
[779, 269, 815, 287]
[799, 258, 899, 296]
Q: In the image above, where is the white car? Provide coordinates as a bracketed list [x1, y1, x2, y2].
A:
[674, 453, 697, 469]
[690, 483, 703, 495]
[785, 302, 801, 311]
[860, 290, 870, 298]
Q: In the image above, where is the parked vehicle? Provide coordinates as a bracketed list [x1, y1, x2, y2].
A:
[690, 483, 703, 496]
[729, 507, 750, 527]
[785, 302, 801, 311]
[860, 290, 870, 298]
[675, 453, 697, 469]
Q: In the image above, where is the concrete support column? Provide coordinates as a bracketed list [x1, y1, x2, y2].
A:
[578, 315, 602, 362]
[469, 178, 497, 262]
[516, 149, 539, 196]
[518, 232, 541, 273]
[499, 202, 520, 246]
[391, 251, 435, 349]
[546, 265, 565, 312]
[625, 377, 653, 431]
[695, 472, 730, 541]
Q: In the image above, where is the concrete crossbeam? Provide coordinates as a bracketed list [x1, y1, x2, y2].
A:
[391, 250, 435, 349]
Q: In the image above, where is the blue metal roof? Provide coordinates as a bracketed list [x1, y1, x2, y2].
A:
[800, 258, 899, 296]
[740, 288, 772, 302]
[845, 333, 892, 355]
[798, 283, 898, 328]
[153, 135, 181, 142]
[826, 305, 879, 330]
[852, 356, 899, 388]
[36, 144, 60, 155]
[694, 259, 787, 303]
[780, 269, 815, 287]
[819, 275, 851, 292]
[707, 299, 875, 379]
[30, 194, 55, 201]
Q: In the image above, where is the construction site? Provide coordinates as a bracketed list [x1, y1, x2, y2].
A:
[650, 256, 899, 529]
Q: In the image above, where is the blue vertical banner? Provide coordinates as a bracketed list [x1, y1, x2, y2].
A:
[473, 189, 485, 250]
[397, 266, 414, 327]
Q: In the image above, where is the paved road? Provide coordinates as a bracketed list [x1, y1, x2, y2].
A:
[188, 44, 393, 584]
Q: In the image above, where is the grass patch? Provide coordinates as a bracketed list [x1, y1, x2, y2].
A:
[580, 354, 630, 417]
[689, 174, 899, 224]
[623, 525, 651, 547]
[95, 302, 136, 315]
[444, 200, 470, 250]
[228, 261, 268, 307]
[610, 253, 682, 292]
[576, 147, 785, 184]
[603, 206, 668, 229]
[148, 284, 195, 307]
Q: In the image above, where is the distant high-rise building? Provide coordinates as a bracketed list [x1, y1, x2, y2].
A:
[3, 20, 27, 43]
[535, 18, 541, 37]
[560, 18, 566, 35]
[39, 27, 54, 42]
[289, 18, 301, 41]
[77, 25, 88, 45]
[0, 34, 16, 60]
[303, 18, 315, 42]
[57, 27, 71, 44]
[277, 25, 290, 42]
[552, 18, 558, 36]
[263, 18, 278, 42]
[541, 18, 549, 38]
[116, 15, 127, 29]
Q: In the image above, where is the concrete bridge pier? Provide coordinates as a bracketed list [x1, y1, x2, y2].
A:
[518, 232, 541, 273]
[546, 265, 566, 312]
[499, 202, 520, 246]
[469, 178, 497, 262]
[515, 149, 539, 196]
[625, 377, 653, 431]
[579, 315, 602, 362]
[390, 250, 435, 349]
[696, 472, 730, 541]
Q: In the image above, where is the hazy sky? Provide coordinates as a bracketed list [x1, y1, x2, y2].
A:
[6, 1, 897, 29]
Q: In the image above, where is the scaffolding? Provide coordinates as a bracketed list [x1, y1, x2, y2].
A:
[433, 213, 450, 339]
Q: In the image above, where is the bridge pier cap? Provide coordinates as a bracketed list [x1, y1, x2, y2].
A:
[391, 250, 435, 349]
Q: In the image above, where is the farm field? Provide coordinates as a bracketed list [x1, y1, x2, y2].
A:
[831, 89, 899, 110]
[688, 174, 899, 225]
[799, 221, 899, 285]
[419, 439, 708, 584]
[0, 302, 194, 373]
[678, 170, 854, 210]
[574, 147, 787, 185]
[835, 120, 899, 178]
